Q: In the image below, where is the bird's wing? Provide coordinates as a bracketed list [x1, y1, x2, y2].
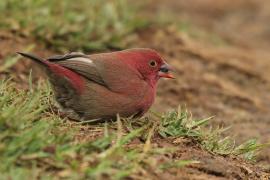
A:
[47, 52, 108, 88]
[48, 52, 145, 94]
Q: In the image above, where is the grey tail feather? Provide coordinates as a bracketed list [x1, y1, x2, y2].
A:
[17, 52, 47, 66]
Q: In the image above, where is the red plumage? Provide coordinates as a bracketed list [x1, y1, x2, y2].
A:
[48, 63, 85, 94]
[18, 48, 174, 121]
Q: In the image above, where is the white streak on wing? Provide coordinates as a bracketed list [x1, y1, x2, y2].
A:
[70, 57, 94, 65]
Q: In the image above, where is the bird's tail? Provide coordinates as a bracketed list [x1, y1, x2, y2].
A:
[17, 52, 85, 93]
[17, 52, 49, 66]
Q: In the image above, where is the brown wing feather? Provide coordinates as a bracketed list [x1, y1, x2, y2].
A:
[48, 53, 107, 88]
[48, 52, 146, 95]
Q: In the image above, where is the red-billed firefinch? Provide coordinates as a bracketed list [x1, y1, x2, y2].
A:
[18, 48, 174, 121]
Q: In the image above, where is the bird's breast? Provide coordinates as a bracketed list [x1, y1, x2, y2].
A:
[135, 85, 156, 115]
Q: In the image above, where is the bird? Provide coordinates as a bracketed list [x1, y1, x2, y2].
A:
[18, 48, 174, 121]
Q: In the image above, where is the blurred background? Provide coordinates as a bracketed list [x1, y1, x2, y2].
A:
[0, 0, 270, 169]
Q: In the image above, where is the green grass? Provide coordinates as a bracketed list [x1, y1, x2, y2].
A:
[0, 78, 267, 179]
[0, 1, 268, 178]
[155, 108, 268, 161]
[0, 79, 197, 179]
[0, 0, 147, 52]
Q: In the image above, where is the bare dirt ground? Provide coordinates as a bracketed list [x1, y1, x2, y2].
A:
[139, 0, 270, 171]
[1, 0, 270, 179]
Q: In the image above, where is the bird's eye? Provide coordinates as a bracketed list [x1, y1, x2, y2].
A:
[149, 60, 157, 67]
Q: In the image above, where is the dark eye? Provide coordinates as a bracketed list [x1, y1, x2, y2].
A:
[149, 60, 157, 67]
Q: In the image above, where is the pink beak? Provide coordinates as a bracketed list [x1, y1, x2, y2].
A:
[158, 63, 174, 79]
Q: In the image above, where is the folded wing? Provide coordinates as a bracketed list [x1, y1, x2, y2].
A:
[47, 52, 145, 94]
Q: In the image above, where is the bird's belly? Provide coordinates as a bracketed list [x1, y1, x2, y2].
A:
[69, 86, 138, 120]
[57, 81, 155, 121]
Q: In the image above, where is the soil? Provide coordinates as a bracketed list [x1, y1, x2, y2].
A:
[148, 137, 269, 180]
[1, 0, 270, 179]
[138, 0, 270, 178]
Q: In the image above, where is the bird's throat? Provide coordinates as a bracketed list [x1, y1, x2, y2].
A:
[145, 75, 159, 89]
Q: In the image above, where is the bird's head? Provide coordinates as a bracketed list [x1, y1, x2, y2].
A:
[117, 48, 174, 87]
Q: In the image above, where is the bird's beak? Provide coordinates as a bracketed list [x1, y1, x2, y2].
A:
[158, 63, 175, 79]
